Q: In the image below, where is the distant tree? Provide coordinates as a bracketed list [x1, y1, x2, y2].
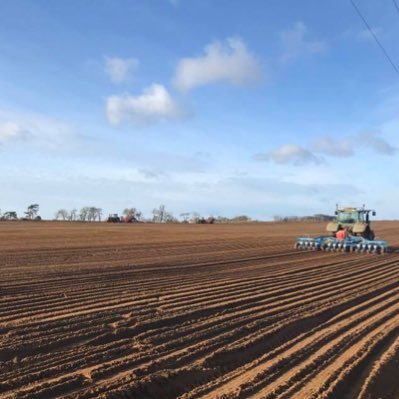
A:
[87, 207, 95, 222]
[25, 204, 39, 220]
[230, 215, 251, 223]
[83, 207, 102, 222]
[69, 209, 77, 221]
[313, 214, 335, 221]
[3, 211, 18, 220]
[191, 212, 201, 223]
[80, 207, 90, 221]
[164, 212, 177, 223]
[95, 208, 102, 221]
[180, 212, 190, 222]
[152, 204, 175, 223]
[152, 204, 166, 223]
[123, 207, 137, 217]
[55, 209, 69, 221]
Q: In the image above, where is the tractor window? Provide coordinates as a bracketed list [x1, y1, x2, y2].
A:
[337, 211, 362, 223]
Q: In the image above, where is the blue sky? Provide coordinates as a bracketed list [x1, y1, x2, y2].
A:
[1, 0, 399, 220]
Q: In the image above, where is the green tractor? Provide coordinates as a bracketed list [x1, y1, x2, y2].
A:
[326, 205, 376, 240]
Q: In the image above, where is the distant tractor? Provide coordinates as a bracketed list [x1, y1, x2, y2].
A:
[107, 213, 139, 223]
[107, 214, 121, 223]
[326, 206, 375, 240]
[196, 217, 215, 224]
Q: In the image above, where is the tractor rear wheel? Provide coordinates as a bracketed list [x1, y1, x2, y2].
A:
[362, 228, 374, 240]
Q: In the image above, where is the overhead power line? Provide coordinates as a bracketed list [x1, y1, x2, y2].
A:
[350, 0, 399, 76]
[393, 0, 399, 15]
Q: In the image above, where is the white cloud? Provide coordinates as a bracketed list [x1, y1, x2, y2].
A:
[257, 131, 396, 167]
[173, 37, 262, 91]
[106, 84, 184, 125]
[254, 144, 322, 165]
[280, 22, 326, 62]
[0, 122, 31, 142]
[311, 137, 354, 157]
[104, 56, 138, 83]
[312, 132, 396, 157]
[358, 130, 397, 155]
[0, 110, 85, 151]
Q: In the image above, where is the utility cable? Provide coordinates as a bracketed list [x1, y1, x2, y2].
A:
[393, 0, 399, 15]
[350, 0, 399, 76]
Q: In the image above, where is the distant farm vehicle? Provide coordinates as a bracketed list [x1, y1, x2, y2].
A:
[107, 214, 139, 223]
[196, 217, 215, 224]
[107, 214, 121, 223]
[122, 215, 139, 223]
[296, 205, 389, 254]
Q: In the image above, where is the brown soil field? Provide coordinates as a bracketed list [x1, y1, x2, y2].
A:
[0, 221, 398, 399]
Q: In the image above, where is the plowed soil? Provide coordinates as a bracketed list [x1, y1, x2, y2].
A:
[0, 221, 398, 399]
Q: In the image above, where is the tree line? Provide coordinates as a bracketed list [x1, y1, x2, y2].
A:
[0, 204, 335, 224]
[0, 203, 256, 224]
[54, 207, 102, 222]
[0, 204, 41, 221]
[273, 214, 334, 222]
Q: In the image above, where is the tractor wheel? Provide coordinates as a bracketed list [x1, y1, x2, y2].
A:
[362, 227, 374, 241]
[368, 230, 375, 240]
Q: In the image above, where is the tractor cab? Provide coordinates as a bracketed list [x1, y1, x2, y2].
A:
[335, 208, 375, 224]
[327, 206, 376, 240]
[336, 209, 361, 224]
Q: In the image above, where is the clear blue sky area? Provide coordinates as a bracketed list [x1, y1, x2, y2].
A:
[1, 0, 399, 219]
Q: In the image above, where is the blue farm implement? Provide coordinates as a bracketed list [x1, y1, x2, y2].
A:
[295, 235, 389, 254]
